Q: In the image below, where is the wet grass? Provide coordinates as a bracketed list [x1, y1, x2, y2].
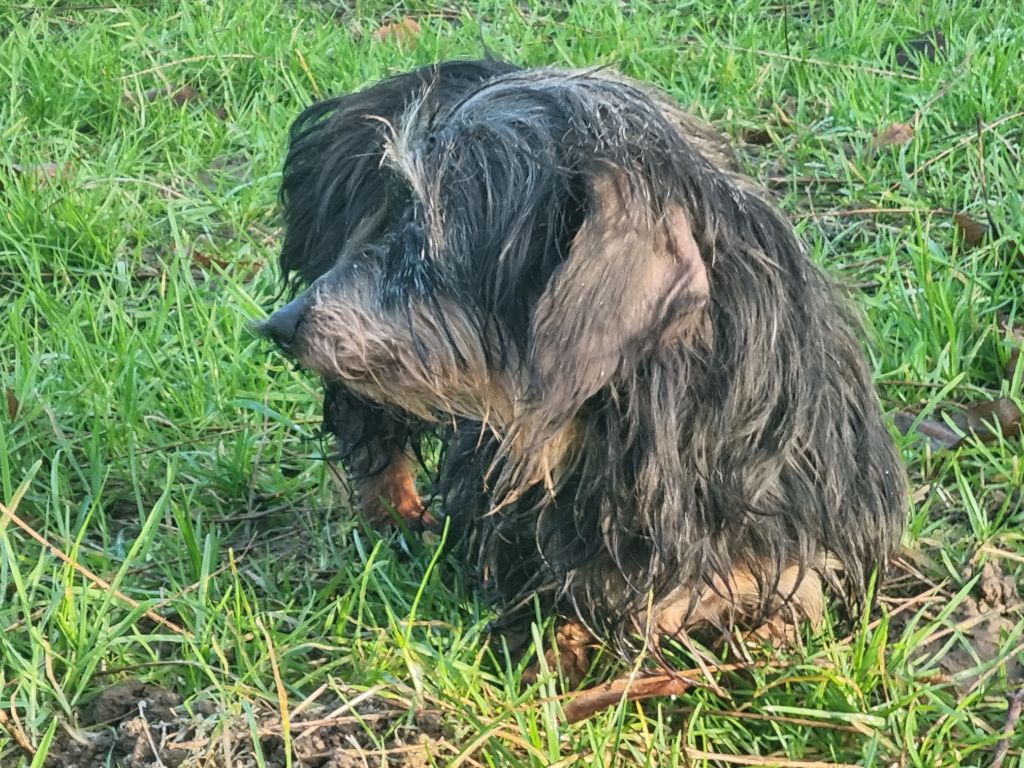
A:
[1, 1, 1022, 765]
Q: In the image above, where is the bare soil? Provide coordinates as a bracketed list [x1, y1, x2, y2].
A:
[45, 681, 447, 768]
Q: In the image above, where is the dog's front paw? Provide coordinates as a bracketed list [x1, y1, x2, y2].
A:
[357, 450, 436, 531]
[522, 621, 593, 690]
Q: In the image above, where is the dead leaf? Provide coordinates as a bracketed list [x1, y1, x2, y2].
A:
[169, 85, 199, 106]
[870, 122, 914, 153]
[895, 397, 1022, 450]
[955, 212, 989, 248]
[1000, 317, 1023, 382]
[962, 397, 1023, 441]
[3, 163, 73, 191]
[910, 483, 934, 504]
[374, 16, 420, 46]
[905, 593, 1020, 684]
[5, 388, 17, 421]
[124, 84, 201, 107]
[190, 250, 226, 272]
[886, 555, 1023, 688]
[12, 162, 63, 179]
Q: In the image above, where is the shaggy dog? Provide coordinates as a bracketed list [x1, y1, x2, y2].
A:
[262, 60, 906, 665]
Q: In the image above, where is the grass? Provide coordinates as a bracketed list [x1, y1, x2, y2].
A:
[1, 0, 1022, 765]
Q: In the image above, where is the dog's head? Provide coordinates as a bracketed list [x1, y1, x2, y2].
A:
[261, 65, 766, 484]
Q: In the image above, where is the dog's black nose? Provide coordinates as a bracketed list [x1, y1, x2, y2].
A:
[262, 295, 307, 350]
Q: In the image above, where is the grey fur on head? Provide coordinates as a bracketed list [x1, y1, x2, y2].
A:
[263, 60, 907, 659]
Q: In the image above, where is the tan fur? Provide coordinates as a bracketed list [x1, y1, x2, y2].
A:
[357, 449, 434, 528]
[653, 559, 834, 643]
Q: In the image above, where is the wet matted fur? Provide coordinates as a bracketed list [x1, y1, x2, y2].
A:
[262, 60, 907, 658]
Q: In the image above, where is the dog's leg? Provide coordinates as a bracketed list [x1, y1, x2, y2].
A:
[357, 448, 435, 529]
[653, 561, 827, 646]
[323, 383, 433, 529]
[743, 567, 825, 644]
[521, 620, 594, 689]
[530, 562, 824, 688]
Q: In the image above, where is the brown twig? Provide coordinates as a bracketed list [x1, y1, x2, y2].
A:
[256, 618, 292, 757]
[720, 44, 920, 81]
[0, 500, 190, 638]
[684, 749, 860, 768]
[137, 701, 168, 768]
[888, 110, 1024, 193]
[0, 708, 35, 758]
[791, 206, 949, 221]
[992, 686, 1024, 768]
[562, 662, 756, 723]
[563, 672, 696, 722]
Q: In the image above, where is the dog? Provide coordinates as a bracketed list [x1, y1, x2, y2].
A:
[261, 60, 907, 667]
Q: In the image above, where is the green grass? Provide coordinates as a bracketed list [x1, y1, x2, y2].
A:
[2, 1, 1022, 765]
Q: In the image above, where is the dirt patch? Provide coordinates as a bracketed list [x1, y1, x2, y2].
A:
[887, 555, 1023, 686]
[45, 683, 448, 767]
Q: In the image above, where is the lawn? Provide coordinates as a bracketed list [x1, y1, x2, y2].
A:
[1, 1, 1022, 766]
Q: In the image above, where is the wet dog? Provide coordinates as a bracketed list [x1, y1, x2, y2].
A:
[262, 60, 906, 664]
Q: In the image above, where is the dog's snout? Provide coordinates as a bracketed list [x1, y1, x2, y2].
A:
[263, 295, 308, 351]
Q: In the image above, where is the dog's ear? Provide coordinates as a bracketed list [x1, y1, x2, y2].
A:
[528, 171, 710, 423]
